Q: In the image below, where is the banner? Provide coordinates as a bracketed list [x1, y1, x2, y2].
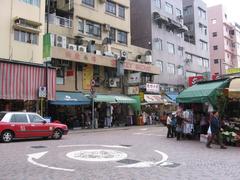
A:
[127, 86, 139, 95]
[43, 33, 51, 61]
[188, 76, 204, 87]
[146, 83, 160, 93]
[83, 64, 93, 90]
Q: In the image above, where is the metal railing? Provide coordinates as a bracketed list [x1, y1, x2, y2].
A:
[46, 14, 72, 28]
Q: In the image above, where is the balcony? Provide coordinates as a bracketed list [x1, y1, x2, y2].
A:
[46, 14, 72, 28]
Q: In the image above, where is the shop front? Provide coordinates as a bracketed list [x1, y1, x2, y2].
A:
[92, 94, 137, 127]
[0, 60, 56, 113]
[49, 91, 91, 129]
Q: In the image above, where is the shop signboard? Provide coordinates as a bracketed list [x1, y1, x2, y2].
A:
[128, 73, 141, 84]
[226, 68, 240, 74]
[83, 64, 93, 90]
[39, 87, 47, 98]
[146, 83, 160, 93]
[127, 86, 139, 95]
[188, 76, 204, 87]
[139, 92, 144, 102]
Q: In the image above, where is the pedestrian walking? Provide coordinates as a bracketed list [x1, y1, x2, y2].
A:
[206, 111, 227, 149]
[171, 113, 177, 138]
[166, 113, 172, 138]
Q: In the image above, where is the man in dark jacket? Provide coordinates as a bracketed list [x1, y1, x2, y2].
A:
[206, 111, 226, 149]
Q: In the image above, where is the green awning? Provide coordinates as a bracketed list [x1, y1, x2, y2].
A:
[94, 94, 137, 104]
[94, 95, 116, 103]
[115, 96, 137, 104]
[176, 79, 229, 107]
[130, 96, 141, 112]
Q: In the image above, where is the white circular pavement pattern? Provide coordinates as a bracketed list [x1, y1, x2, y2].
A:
[66, 149, 128, 162]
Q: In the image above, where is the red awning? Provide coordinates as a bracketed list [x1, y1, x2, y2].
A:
[0, 61, 56, 100]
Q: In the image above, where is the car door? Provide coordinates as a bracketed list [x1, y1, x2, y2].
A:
[10, 114, 31, 138]
[28, 114, 52, 137]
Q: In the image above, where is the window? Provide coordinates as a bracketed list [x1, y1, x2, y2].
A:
[212, 19, 217, 24]
[184, 5, 192, 16]
[78, 18, 84, 33]
[197, 57, 203, 66]
[198, 7, 206, 19]
[10, 114, 28, 123]
[56, 67, 65, 85]
[176, 8, 181, 17]
[214, 59, 219, 64]
[29, 114, 44, 123]
[167, 63, 175, 74]
[118, 5, 125, 18]
[199, 23, 207, 35]
[165, 2, 173, 14]
[177, 46, 183, 56]
[82, 0, 94, 7]
[109, 27, 116, 42]
[86, 20, 101, 38]
[167, 42, 175, 54]
[203, 59, 209, 68]
[14, 30, 38, 45]
[177, 66, 183, 75]
[156, 60, 163, 72]
[106, 1, 116, 15]
[154, 39, 162, 50]
[200, 40, 208, 51]
[177, 32, 183, 38]
[117, 30, 127, 44]
[212, 32, 217, 37]
[213, 45, 218, 50]
[19, 0, 40, 7]
[154, 0, 161, 8]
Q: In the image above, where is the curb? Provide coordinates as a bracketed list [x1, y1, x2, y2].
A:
[68, 125, 164, 134]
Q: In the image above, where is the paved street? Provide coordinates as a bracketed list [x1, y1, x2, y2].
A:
[0, 126, 240, 180]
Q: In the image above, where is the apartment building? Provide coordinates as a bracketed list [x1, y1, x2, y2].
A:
[47, 0, 159, 94]
[208, 5, 236, 76]
[0, 0, 56, 112]
[183, 0, 210, 84]
[131, 0, 188, 94]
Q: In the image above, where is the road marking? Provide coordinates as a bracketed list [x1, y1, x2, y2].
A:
[27, 151, 75, 172]
[117, 150, 169, 168]
[140, 128, 148, 131]
[66, 149, 128, 162]
[58, 144, 130, 149]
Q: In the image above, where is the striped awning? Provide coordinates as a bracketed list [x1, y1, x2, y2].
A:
[0, 60, 56, 100]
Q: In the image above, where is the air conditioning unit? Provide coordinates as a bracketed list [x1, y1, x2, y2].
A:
[144, 55, 152, 63]
[103, 51, 114, 57]
[68, 44, 77, 51]
[120, 50, 128, 59]
[87, 40, 96, 53]
[99, 0, 106, 3]
[56, 35, 66, 48]
[78, 45, 87, 52]
[108, 78, 120, 88]
[136, 55, 142, 62]
[103, 24, 111, 31]
[94, 50, 102, 55]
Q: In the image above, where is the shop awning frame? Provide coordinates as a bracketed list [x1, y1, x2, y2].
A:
[176, 79, 230, 107]
[93, 94, 137, 104]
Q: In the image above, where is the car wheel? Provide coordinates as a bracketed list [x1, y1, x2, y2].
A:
[1, 131, 13, 143]
[52, 129, 62, 140]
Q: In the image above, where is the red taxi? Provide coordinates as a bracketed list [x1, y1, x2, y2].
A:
[0, 112, 68, 143]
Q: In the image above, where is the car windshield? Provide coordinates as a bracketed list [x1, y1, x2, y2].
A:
[0, 112, 6, 121]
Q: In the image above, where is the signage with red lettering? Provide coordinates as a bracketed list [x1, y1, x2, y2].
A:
[188, 76, 204, 87]
[212, 74, 221, 80]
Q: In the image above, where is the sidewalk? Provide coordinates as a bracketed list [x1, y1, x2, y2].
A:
[68, 124, 163, 134]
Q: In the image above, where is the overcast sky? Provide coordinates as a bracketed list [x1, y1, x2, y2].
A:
[203, 0, 240, 24]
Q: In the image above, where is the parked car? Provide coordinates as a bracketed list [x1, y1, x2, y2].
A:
[0, 112, 68, 143]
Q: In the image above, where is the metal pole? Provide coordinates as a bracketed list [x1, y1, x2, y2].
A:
[45, 0, 50, 116]
[219, 59, 222, 76]
[92, 97, 95, 129]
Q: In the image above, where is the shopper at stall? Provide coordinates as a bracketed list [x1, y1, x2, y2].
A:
[171, 113, 177, 138]
[206, 111, 227, 149]
[166, 113, 172, 138]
